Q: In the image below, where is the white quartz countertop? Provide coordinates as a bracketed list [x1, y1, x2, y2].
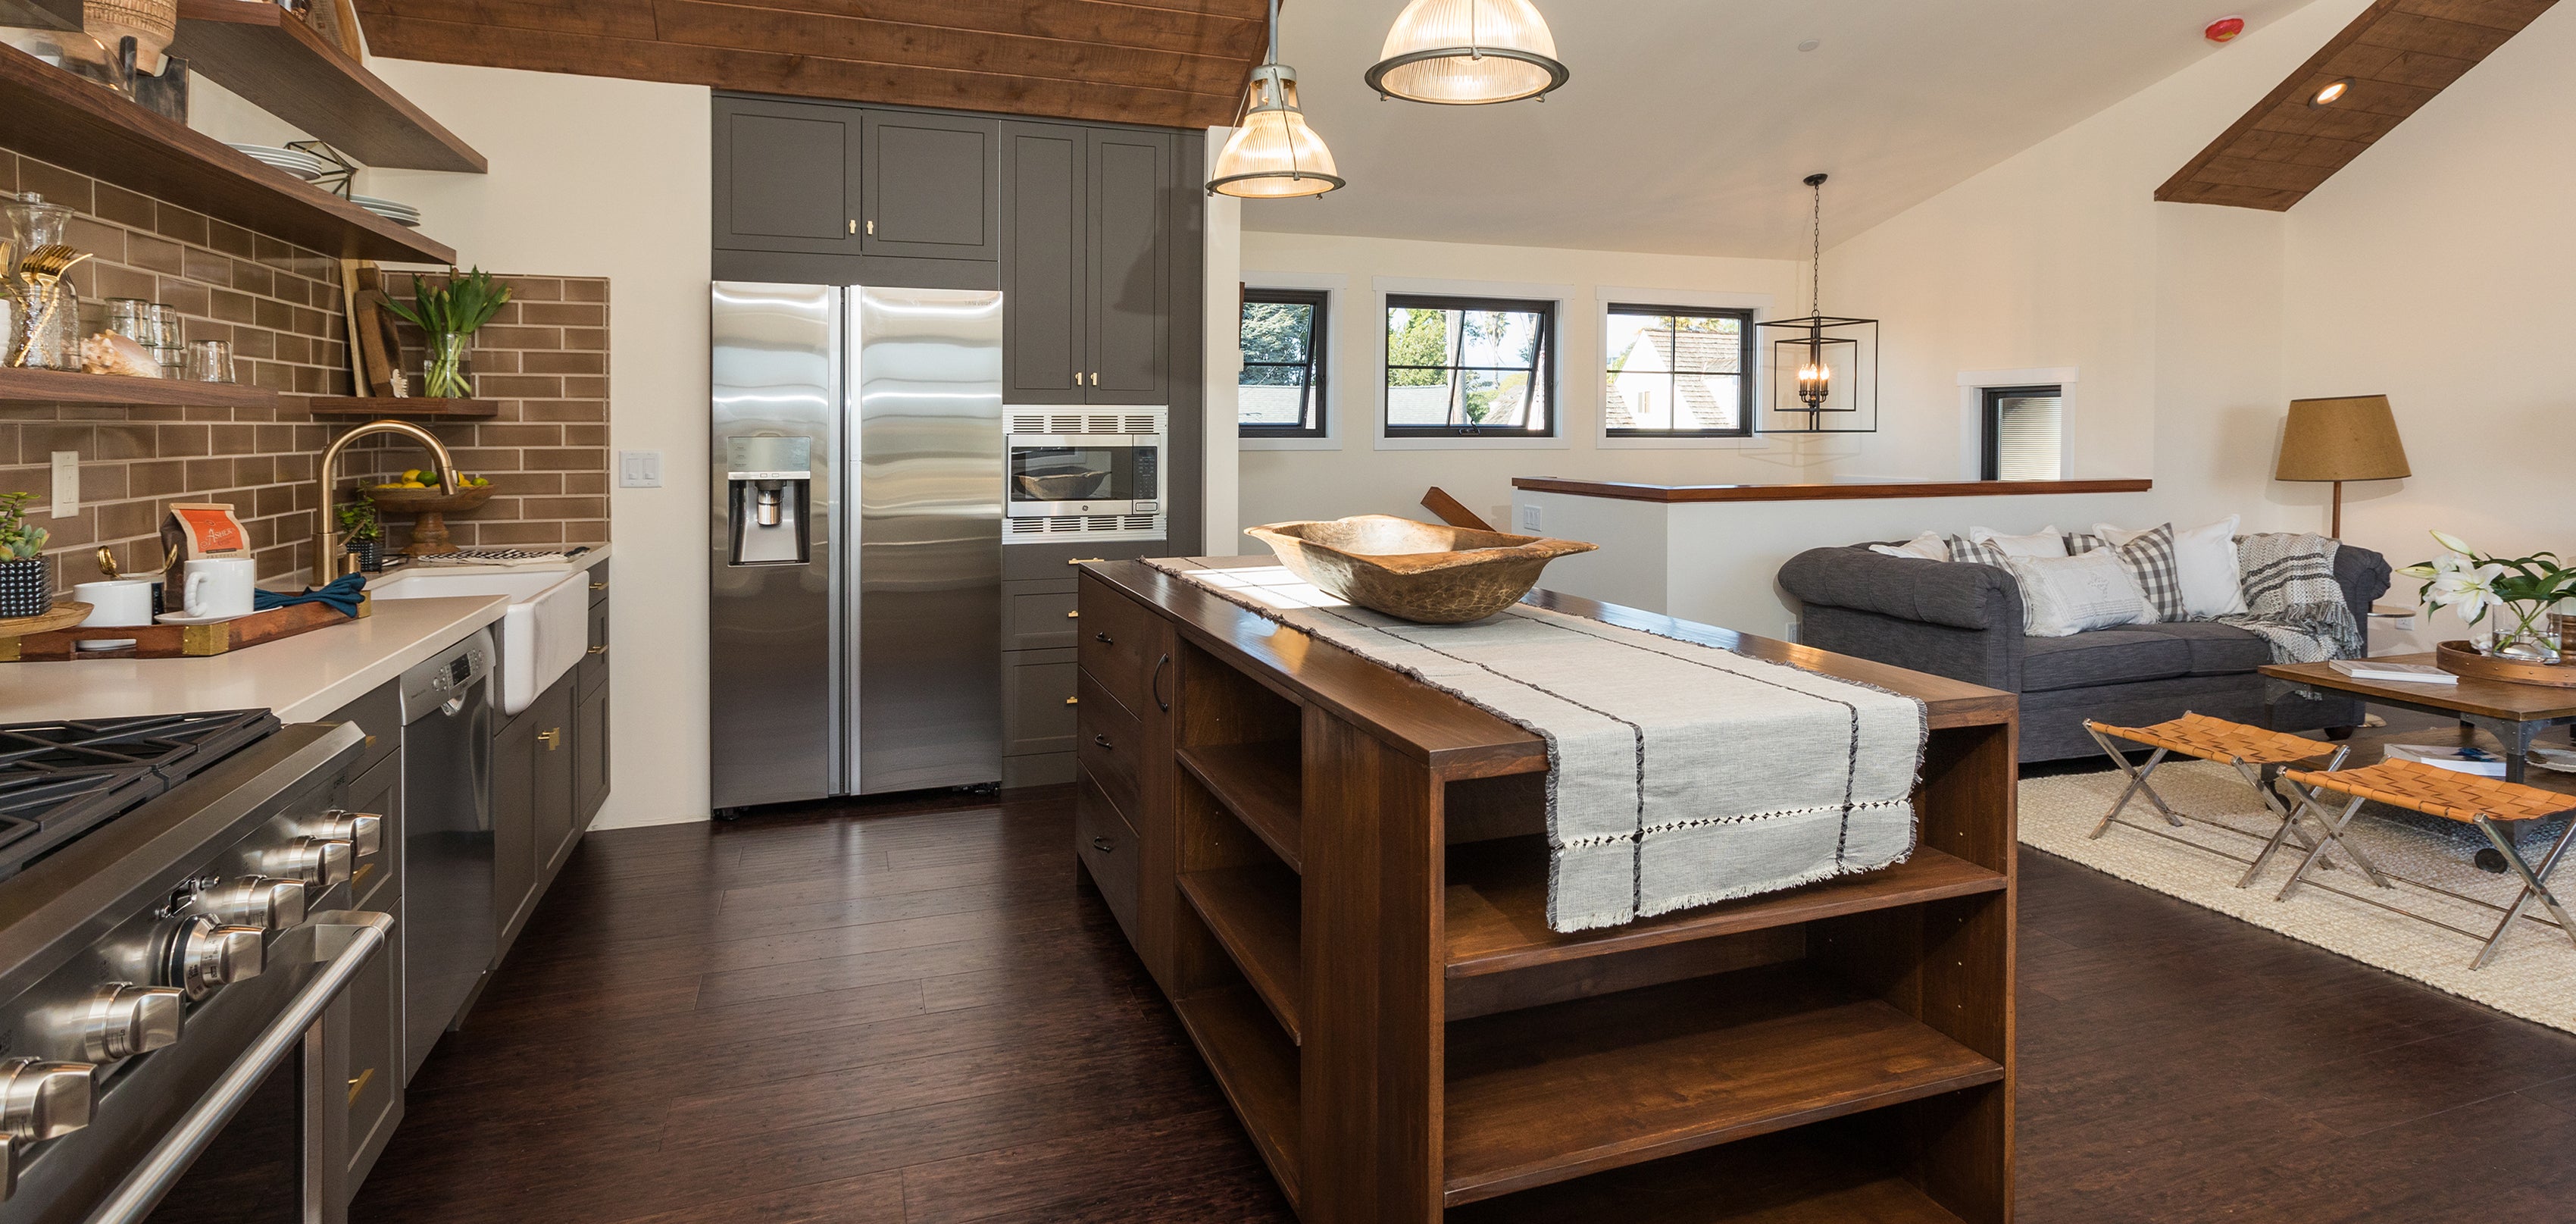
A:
[0, 594, 511, 726]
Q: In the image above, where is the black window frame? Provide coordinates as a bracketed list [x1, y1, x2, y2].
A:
[1980, 384, 2065, 481]
[1602, 303, 1755, 439]
[1238, 287, 1330, 440]
[1381, 293, 1558, 439]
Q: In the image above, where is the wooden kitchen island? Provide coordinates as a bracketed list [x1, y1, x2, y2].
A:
[1071, 559, 2019, 1222]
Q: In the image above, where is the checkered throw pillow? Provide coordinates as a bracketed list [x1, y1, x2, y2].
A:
[1945, 534, 2012, 566]
[2106, 524, 2185, 621]
[2065, 532, 2106, 555]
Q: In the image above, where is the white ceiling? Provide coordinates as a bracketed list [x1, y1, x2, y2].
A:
[1244, 0, 2318, 258]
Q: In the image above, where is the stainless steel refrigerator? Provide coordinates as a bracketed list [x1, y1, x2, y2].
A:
[709, 282, 1005, 808]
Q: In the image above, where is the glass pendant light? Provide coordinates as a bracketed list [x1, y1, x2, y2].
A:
[1208, 0, 1346, 199]
[1365, 0, 1570, 105]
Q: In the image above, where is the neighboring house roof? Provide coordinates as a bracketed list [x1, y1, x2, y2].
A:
[1605, 328, 1743, 430]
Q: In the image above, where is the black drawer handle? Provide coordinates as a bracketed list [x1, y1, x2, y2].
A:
[1093, 734, 1113, 749]
[1091, 836, 1116, 853]
[1094, 631, 1113, 644]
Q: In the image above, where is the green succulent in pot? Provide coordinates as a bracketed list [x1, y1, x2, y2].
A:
[0, 491, 49, 561]
[385, 266, 514, 399]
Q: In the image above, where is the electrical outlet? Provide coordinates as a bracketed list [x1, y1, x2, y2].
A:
[618, 450, 663, 488]
[49, 451, 77, 518]
[1519, 505, 1542, 531]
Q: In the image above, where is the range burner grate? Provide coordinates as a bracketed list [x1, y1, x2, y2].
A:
[0, 711, 280, 879]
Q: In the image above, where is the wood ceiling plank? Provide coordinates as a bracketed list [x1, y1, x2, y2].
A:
[360, 12, 1246, 127]
[2156, 0, 2557, 208]
[739, 0, 1264, 60]
[652, 0, 1253, 96]
[355, 0, 661, 39]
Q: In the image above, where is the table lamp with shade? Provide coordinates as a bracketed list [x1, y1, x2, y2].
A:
[2275, 395, 2409, 539]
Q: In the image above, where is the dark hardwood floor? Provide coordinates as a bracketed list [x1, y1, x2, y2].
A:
[355, 784, 2576, 1223]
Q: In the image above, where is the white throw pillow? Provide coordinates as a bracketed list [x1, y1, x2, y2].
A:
[2005, 550, 2153, 637]
[2095, 516, 2244, 619]
[1869, 531, 1951, 562]
[1968, 524, 2068, 559]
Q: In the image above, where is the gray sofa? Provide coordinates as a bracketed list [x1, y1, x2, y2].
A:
[1777, 542, 2393, 762]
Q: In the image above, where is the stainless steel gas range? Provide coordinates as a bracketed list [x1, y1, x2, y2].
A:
[0, 712, 392, 1224]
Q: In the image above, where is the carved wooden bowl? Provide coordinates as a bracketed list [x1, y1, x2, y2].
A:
[1243, 515, 1598, 625]
[1016, 470, 1108, 500]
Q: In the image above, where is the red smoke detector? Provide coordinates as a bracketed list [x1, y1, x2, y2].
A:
[2205, 15, 2246, 42]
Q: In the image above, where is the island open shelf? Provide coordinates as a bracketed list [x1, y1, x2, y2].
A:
[1072, 559, 2017, 1223]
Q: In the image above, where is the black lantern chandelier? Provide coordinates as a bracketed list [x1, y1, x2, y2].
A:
[1756, 174, 1879, 434]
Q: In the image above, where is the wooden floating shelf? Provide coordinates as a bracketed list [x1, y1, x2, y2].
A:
[0, 365, 278, 409]
[1440, 964, 2004, 1207]
[1446, 1121, 1968, 1224]
[170, 0, 486, 174]
[1169, 988, 1301, 1210]
[1176, 865, 1302, 1044]
[1176, 741, 1302, 872]
[1445, 841, 2009, 979]
[294, 396, 499, 419]
[0, 43, 455, 264]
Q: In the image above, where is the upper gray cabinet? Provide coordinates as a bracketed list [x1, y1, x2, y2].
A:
[714, 96, 864, 256]
[863, 111, 999, 261]
[1002, 121, 1174, 405]
[716, 96, 998, 264]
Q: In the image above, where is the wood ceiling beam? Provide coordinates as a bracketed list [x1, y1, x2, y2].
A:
[2156, 0, 2561, 210]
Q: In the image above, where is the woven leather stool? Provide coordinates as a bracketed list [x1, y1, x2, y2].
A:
[2085, 712, 2364, 889]
[2279, 759, 2576, 969]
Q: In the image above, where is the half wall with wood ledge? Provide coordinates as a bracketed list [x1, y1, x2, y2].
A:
[1508, 477, 2156, 640]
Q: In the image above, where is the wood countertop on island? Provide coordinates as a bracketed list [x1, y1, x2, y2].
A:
[1515, 476, 2152, 502]
[1068, 557, 2020, 1222]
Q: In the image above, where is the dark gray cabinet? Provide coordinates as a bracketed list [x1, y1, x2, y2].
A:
[492, 697, 537, 950]
[864, 110, 999, 261]
[530, 678, 579, 884]
[1002, 121, 1173, 405]
[577, 680, 611, 828]
[714, 95, 864, 256]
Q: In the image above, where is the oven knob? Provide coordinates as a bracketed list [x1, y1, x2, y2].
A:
[0, 1058, 93, 1142]
[164, 916, 264, 1000]
[265, 837, 353, 891]
[218, 875, 308, 932]
[311, 811, 383, 857]
[80, 985, 184, 1062]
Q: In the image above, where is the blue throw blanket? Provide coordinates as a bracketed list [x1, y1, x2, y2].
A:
[252, 572, 367, 618]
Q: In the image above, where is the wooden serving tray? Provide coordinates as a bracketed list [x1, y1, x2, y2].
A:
[0, 601, 95, 637]
[1, 596, 370, 662]
[2435, 640, 2576, 688]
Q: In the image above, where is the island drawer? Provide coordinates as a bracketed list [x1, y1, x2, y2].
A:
[1074, 765, 1141, 940]
[1076, 578, 1161, 719]
[1075, 668, 1143, 815]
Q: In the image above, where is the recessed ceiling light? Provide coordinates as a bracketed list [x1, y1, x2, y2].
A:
[2309, 77, 2353, 107]
[1797, 39, 1821, 52]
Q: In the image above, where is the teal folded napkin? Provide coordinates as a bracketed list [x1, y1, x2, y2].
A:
[252, 572, 367, 618]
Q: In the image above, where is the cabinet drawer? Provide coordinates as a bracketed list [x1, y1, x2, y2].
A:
[586, 559, 610, 605]
[1074, 766, 1140, 941]
[1002, 651, 1077, 757]
[1006, 584, 1080, 651]
[1077, 580, 1162, 719]
[334, 751, 402, 913]
[1075, 668, 1142, 817]
[345, 899, 402, 1186]
[580, 596, 609, 697]
[321, 680, 401, 779]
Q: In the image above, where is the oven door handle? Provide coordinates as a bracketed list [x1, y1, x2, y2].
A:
[81, 912, 395, 1224]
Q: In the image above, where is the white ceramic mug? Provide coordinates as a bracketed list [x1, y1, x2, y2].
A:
[72, 578, 154, 650]
[180, 557, 258, 620]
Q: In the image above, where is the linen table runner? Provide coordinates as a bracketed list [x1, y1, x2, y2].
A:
[1148, 560, 1927, 932]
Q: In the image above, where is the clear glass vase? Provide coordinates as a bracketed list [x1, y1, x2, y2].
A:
[2489, 603, 2562, 662]
[420, 331, 474, 398]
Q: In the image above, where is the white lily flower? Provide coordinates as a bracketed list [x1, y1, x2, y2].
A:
[2427, 562, 2509, 625]
[2430, 530, 2476, 556]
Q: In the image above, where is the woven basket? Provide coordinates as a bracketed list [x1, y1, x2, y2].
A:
[84, 0, 177, 73]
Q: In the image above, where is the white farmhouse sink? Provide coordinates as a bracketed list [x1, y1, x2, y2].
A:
[369, 568, 591, 715]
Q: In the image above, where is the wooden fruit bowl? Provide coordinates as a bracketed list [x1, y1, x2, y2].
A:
[361, 484, 496, 515]
[1245, 515, 1598, 625]
[2435, 640, 2576, 688]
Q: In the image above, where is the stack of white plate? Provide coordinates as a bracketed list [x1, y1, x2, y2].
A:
[228, 143, 328, 181]
[351, 195, 423, 228]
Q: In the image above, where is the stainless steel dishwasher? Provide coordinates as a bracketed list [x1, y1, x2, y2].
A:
[399, 627, 496, 1078]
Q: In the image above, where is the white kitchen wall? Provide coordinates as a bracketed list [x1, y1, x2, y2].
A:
[358, 62, 715, 830]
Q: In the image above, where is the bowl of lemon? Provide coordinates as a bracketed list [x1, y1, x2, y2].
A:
[364, 468, 496, 555]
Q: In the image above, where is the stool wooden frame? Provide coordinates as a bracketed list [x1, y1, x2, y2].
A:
[2084, 714, 2361, 889]
[2277, 759, 2576, 969]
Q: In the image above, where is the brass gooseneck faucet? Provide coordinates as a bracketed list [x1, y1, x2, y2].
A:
[315, 420, 458, 577]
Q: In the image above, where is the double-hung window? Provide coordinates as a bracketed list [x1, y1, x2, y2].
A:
[1239, 289, 1329, 439]
[1382, 294, 1555, 437]
[1602, 305, 1753, 437]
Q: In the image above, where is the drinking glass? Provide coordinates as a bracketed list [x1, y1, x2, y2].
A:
[103, 298, 159, 346]
[182, 340, 235, 383]
[148, 303, 184, 373]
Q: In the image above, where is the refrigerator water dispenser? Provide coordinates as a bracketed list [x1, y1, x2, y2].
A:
[725, 435, 813, 566]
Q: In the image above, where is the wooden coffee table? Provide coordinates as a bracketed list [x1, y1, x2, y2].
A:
[2264, 653, 2576, 784]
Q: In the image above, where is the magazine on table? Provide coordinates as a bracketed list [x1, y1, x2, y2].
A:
[2330, 659, 2457, 685]
[2386, 743, 2506, 777]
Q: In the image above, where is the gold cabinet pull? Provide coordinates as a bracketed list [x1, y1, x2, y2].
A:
[587, 645, 606, 656]
[1068, 557, 1105, 566]
[590, 581, 607, 591]
[1064, 697, 1079, 706]
[1065, 610, 1080, 618]
[538, 728, 562, 750]
[348, 1067, 375, 1105]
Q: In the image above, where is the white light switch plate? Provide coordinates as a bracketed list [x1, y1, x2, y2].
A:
[1518, 505, 1542, 531]
[618, 450, 663, 488]
[49, 451, 77, 517]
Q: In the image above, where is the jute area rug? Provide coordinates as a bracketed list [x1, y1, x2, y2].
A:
[2021, 760, 2576, 1035]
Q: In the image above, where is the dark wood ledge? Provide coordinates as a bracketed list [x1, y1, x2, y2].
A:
[1512, 477, 2153, 503]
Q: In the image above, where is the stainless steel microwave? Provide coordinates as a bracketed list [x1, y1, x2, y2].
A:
[1004, 407, 1165, 520]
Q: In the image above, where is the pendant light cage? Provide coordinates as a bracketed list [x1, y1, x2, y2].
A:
[1756, 174, 1879, 434]
[1209, 0, 1346, 198]
[1366, 0, 1570, 105]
